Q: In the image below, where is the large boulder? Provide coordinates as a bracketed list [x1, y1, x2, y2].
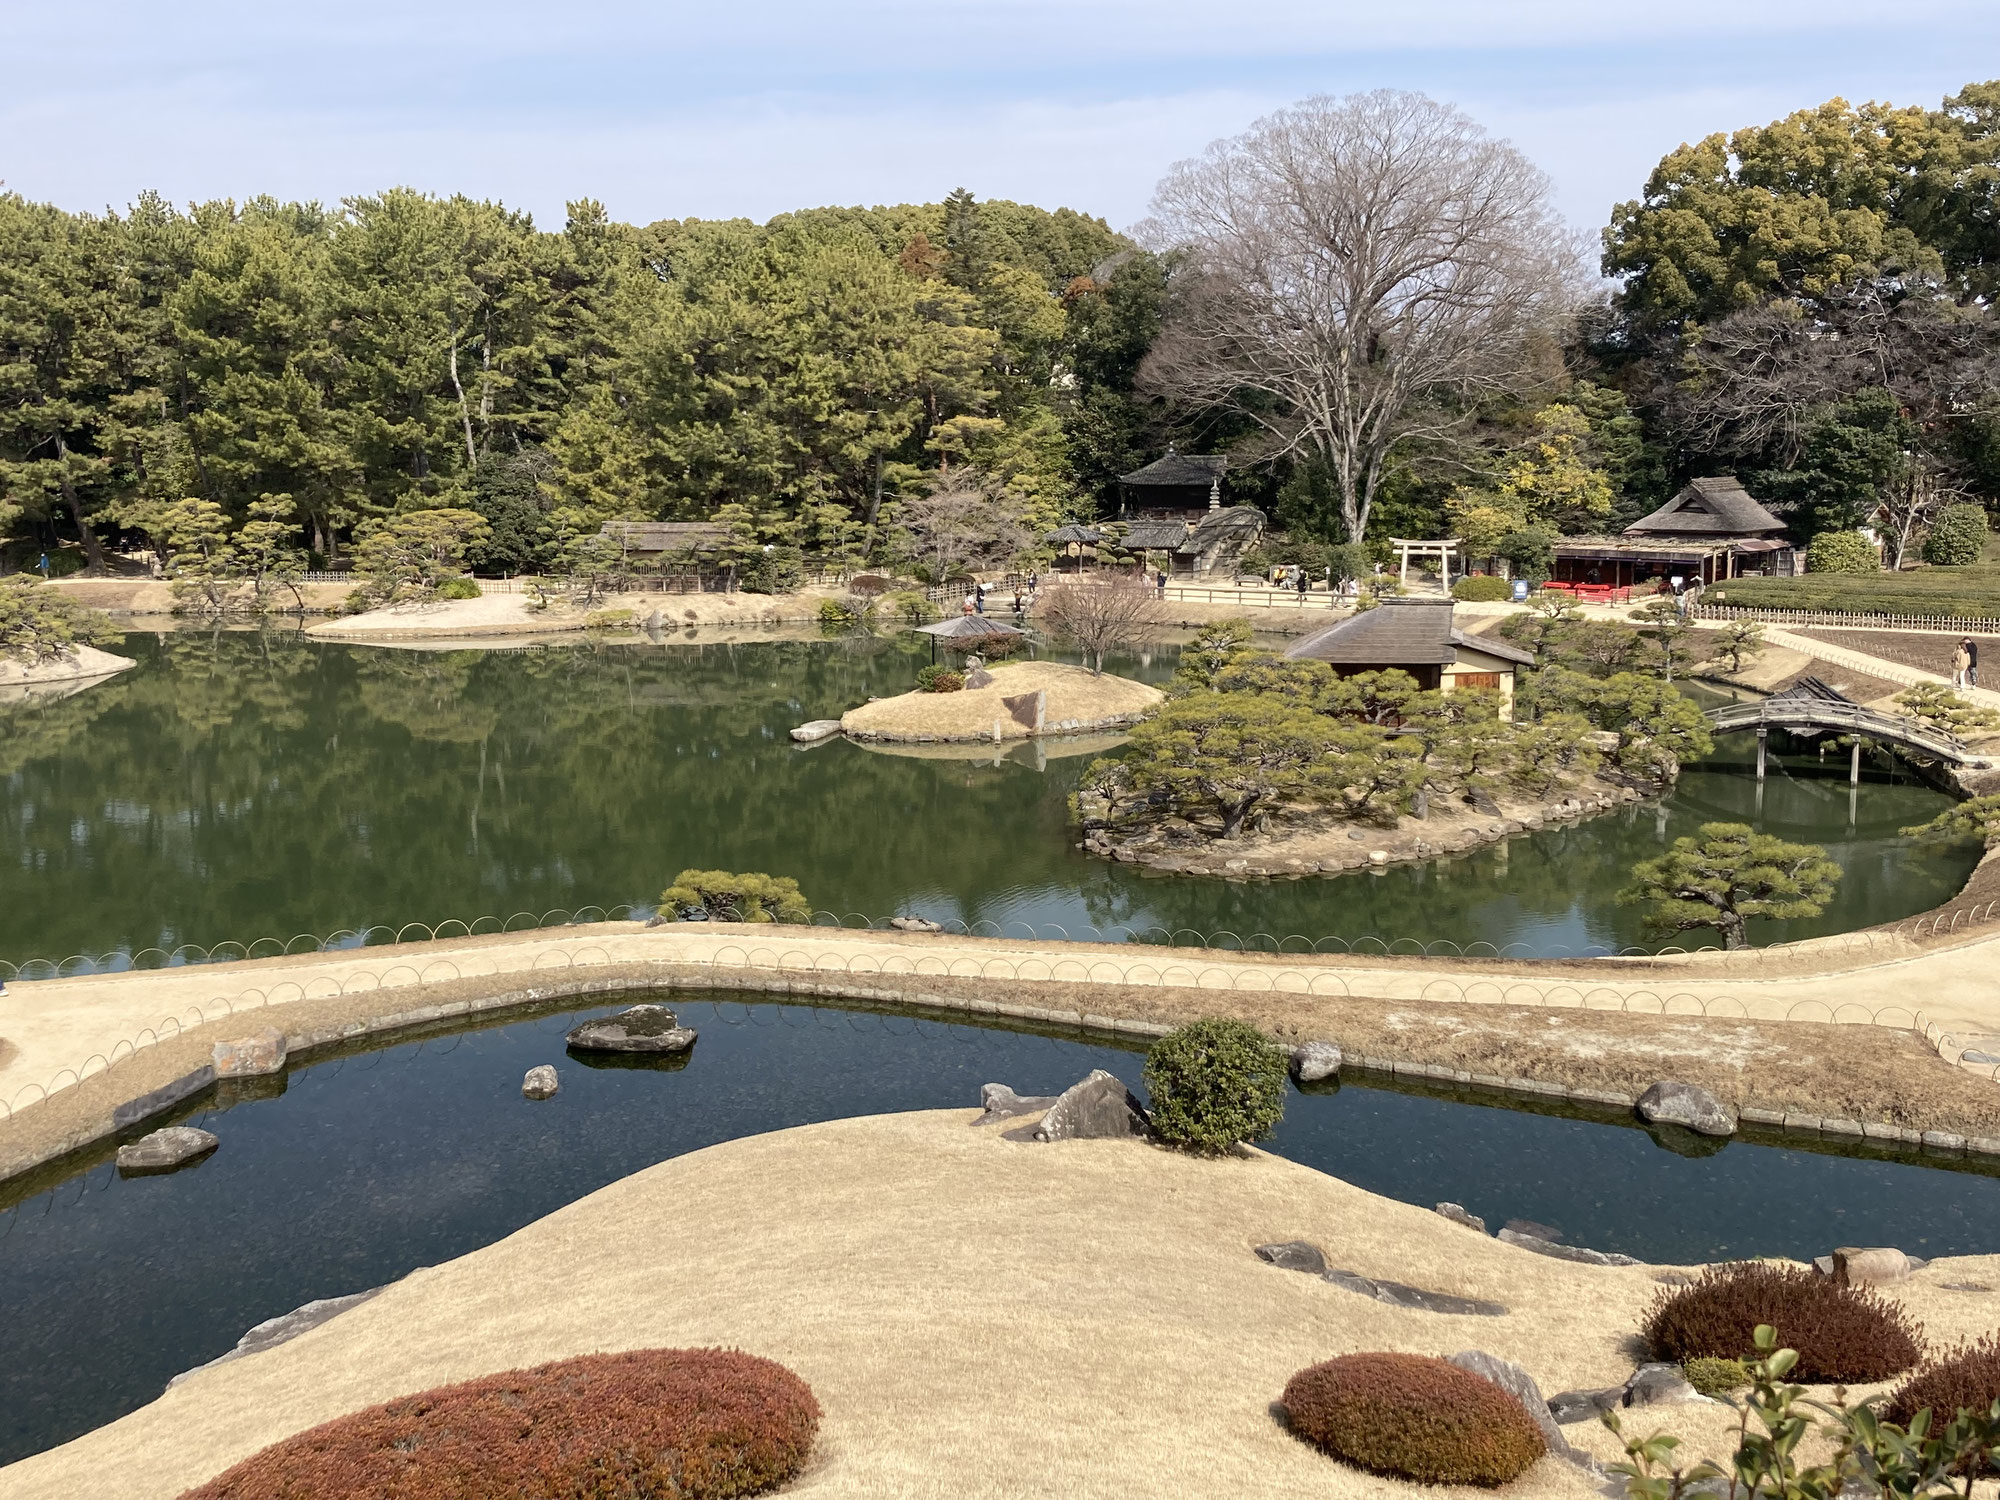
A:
[973, 1083, 1057, 1126]
[1623, 1364, 1701, 1408]
[1436, 1202, 1489, 1234]
[1449, 1351, 1573, 1459]
[1636, 1080, 1738, 1137]
[116, 1126, 219, 1176]
[564, 1005, 697, 1055]
[1289, 1041, 1342, 1084]
[1030, 1070, 1150, 1142]
[788, 719, 842, 743]
[1831, 1246, 1920, 1286]
[212, 1029, 286, 1078]
[1255, 1241, 1329, 1275]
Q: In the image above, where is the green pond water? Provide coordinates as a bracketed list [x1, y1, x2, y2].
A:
[0, 629, 1979, 964]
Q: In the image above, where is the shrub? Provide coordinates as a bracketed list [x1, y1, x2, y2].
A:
[817, 597, 858, 629]
[658, 870, 811, 924]
[886, 590, 936, 625]
[1642, 1261, 1921, 1383]
[1885, 1335, 2000, 1467]
[1924, 505, 1991, 567]
[1806, 530, 1879, 575]
[0, 575, 119, 662]
[1142, 1018, 1287, 1152]
[1282, 1352, 1544, 1485]
[848, 573, 891, 596]
[1682, 1356, 1751, 1397]
[435, 576, 483, 600]
[1452, 575, 1513, 602]
[1705, 564, 2000, 618]
[914, 665, 963, 693]
[180, 1347, 820, 1500]
[583, 607, 636, 629]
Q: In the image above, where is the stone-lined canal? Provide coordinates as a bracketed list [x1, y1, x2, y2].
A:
[6, 994, 2000, 1466]
[0, 630, 1979, 963]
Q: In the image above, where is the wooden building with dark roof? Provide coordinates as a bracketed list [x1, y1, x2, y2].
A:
[1117, 448, 1226, 517]
[1550, 476, 1797, 589]
[1283, 599, 1535, 717]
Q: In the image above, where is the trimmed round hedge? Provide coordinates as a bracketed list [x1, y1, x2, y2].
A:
[1806, 530, 1880, 575]
[1142, 1017, 1287, 1152]
[1924, 504, 1991, 567]
[1452, 575, 1513, 602]
[1886, 1335, 2000, 1465]
[1643, 1262, 1921, 1383]
[1282, 1352, 1544, 1486]
[179, 1348, 820, 1500]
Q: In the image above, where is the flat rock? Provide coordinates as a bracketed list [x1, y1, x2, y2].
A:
[116, 1126, 219, 1176]
[522, 1065, 559, 1100]
[1436, 1202, 1488, 1233]
[212, 1029, 287, 1078]
[1623, 1363, 1701, 1407]
[1030, 1070, 1150, 1142]
[1832, 1246, 1916, 1285]
[1637, 1080, 1738, 1137]
[168, 1288, 384, 1389]
[973, 1083, 1057, 1126]
[1549, 1387, 1624, 1425]
[889, 915, 943, 933]
[1325, 1270, 1507, 1317]
[1255, 1241, 1328, 1275]
[564, 1005, 697, 1054]
[789, 719, 843, 743]
[1450, 1350, 1573, 1460]
[1289, 1041, 1342, 1084]
[1504, 1218, 1565, 1243]
[1498, 1228, 1640, 1266]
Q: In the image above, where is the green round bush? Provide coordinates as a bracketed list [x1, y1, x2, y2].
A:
[1643, 1261, 1921, 1383]
[1885, 1335, 2000, 1466]
[914, 665, 963, 693]
[1452, 575, 1513, 602]
[1682, 1356, 1750, 1397]
[1282, 1352, 1544, 1485]
[435, 576, 482, 599]
[1142, 1017, 1287, 1152]
[1805, 530, 1879, 575]
[179, 1348, 821, 1499]
[1924, 504, 1992, 567]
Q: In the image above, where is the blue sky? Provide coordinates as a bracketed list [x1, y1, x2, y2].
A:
[8, 1, 1999, 237]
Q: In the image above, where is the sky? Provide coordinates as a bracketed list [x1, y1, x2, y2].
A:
[7, 1, 2000, 240]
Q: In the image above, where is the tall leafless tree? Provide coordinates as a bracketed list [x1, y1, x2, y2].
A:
[1036, 576, 1166, 675]
[1137, 91, 1581, 542]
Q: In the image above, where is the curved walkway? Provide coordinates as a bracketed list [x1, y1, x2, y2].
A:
[1706, 696, 1976, 761]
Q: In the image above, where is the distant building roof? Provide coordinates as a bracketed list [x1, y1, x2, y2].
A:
[913, 615, 1026, 641]
[1770, 675, 1854, 706]
[1282, 600, 1533, 667]
[1625, 477, 1785, 537]
[601, 521, 730, 553]
[1122, 518, 1192, 551]
[1119, 450, 1227, 488]
[1045, 523, 1102, 545]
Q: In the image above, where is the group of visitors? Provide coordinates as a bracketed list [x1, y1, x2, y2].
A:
[961, 575, 1038, 619]
[1953, 638, 1982, 689]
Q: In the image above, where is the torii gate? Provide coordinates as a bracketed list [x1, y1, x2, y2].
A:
[1391, 538, 1461, 591]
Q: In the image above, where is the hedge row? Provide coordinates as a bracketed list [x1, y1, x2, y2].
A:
[1706, 568, 2000, 619]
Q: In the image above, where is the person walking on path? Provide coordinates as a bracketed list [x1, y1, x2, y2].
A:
[1155, 568, 1167, 599]
[973, 588, 985, 615]
[961, 594, 976, 617]
[1970, 638, 1981, 689]
[1954, 639, 1973, 688]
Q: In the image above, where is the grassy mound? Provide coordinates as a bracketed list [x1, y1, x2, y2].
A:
[1281, 1352, 1544, 1486]
[1643, 1262, 1921, 1383]
[179, 1348, 819, 1499]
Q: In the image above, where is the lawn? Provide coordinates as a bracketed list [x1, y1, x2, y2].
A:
[1705, 565, 2000, 619]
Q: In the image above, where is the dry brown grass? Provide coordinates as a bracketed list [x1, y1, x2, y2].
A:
[840, 661, 1162, 741]
[11, 1110, 2000, 1500]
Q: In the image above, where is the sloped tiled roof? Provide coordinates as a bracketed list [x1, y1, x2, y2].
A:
[1625, 477, 1785, 537]
[1450, 628, 1535, 666]
[600, 521, 729, 552]
[1282, 601, 1534, 668]
[1122, 518, 1192, 550]
[1119, 450, 1226, 487]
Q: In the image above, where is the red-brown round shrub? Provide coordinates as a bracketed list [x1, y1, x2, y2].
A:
[179, 1348, 819, 1500]
[1643, 1262, 1920, 1383]
[1281, 1352, 1545, 1486]
[1886, 1334, 2000, 1466]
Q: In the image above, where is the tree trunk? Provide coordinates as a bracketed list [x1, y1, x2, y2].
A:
[448, 332, 477, 466]
[1717, 912, 1746, 951]
[1218, 794, 1258, 838]
[52, 438, 106, 573]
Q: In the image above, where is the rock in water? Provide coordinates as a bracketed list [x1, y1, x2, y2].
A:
[973, 1083, 1056, 1125]
[1289, 1041, 1342, 1084]
[1031, 1070, 1150, 1141]
[1255, 1241, 1329, 1275]
[1435, 1202, 1488, 1234]
[522, 1065, 560, 1100]
[789, 719, 842, 743]
[116, 1126, 219, 1176]
[1503, 1218, 1564, 1243]
[212, 1029, 286, 1078]
[888, 915, 943, 933]
[169, 1288, 384, 1388]
[1636, 1080, 1738, 1137]
[564, 1005, 697, 1055]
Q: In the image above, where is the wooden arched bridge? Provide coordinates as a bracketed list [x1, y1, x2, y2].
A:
[1704, 676, 1972, 778]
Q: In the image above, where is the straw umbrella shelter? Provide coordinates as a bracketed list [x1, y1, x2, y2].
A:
[913, 614, 1026, 664]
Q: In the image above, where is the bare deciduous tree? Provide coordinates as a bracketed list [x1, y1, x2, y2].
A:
[1137, 90, 1580, 542]
[891, 469, 1030, 582]
[1037, 576, 1166, 675]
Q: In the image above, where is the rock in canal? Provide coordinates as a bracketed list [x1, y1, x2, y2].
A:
[212, 1028, 286, 1078]
[789, 719, 842, 743]
[564, 1005, 697, 1055]
[116, 1126, 219, 1176]
[1636, 1080, 1737, 1137]
[1289, 1041, 1342, 1084]
[522, 1065, 560, 1099]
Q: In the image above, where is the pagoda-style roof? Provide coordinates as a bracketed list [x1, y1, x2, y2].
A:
[1045, 523, 1102, 545]
[1122, 518, 1193, 550]
[1119, 450, 1226, 488]
[1282, 600, 1533, 668]
[913, 615, 1026, 642]
[1625, 477, 1784, 538]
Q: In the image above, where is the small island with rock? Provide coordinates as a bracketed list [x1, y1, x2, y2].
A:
[840, 660, 1163, 744]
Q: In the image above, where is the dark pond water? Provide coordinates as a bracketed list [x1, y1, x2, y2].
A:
[6, 992, 2000, 1466]
[0, 631, 1978, 965]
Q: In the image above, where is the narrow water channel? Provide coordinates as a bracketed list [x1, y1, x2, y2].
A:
[5, 994, 2000, 1466]
[0, 631, 1978, 965]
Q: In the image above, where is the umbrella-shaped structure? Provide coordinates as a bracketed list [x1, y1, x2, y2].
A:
[912, 613, 1027, 663]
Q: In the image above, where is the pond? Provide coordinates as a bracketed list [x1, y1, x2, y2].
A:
[0, 630, 1975, 966]
[6, 992, 2000, 1466]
